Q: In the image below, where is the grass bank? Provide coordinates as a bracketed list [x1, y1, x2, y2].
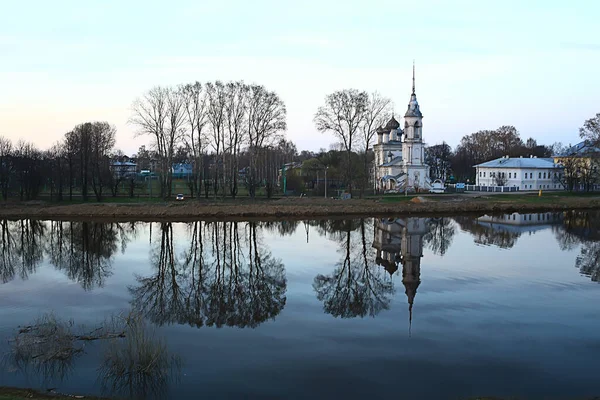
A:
[0, 192, 598, 222]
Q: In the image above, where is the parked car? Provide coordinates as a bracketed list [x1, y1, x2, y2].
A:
[175, 194, 184, 201]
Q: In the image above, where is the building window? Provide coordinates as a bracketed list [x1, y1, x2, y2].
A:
[483, 172, 486, 177]
[509, 172, 512, 178]
[539, 172, 541, 179]
[543, 172, 546, 179]
[479, 171, 482, 177]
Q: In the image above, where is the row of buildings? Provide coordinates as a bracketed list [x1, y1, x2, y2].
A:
[372, 67, 599, 192]
[111, 161, 194, 179]
[474, 141, 600, 191]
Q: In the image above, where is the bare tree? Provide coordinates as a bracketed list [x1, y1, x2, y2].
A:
[425, 142, 452, 181]
[182, 82, 208, 199]
[47, 142, 66, 201]
[555, 157, 580, 191]
[206, 81, 227, 198]
[579, 112, 600, 145]
[494, 171, 508, 186]
[131, 86, 187, 199]
[247, 84, 287, 198]
[90, 122, 117, 201]
[0, 136, 13, 200]
[314, 89, 368, 194]
[13, 141, 43, 200]
[359, 92, 392, 196]
[224, 82, 248, 198]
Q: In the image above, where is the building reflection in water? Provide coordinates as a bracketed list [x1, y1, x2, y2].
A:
[373, 217, 429, 334]
[313, 220, 395, 319]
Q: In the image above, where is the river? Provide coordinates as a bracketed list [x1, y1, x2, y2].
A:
[0, 212, 599, 399]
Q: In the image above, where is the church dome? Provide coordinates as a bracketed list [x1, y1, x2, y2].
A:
[384, 116, 400, 130]
[376, 125, 386, 134]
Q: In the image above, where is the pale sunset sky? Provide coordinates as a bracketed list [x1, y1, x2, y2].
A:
[1, 0, 599, 155]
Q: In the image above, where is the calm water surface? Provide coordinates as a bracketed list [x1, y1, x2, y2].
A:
[1, 212, 600, 399]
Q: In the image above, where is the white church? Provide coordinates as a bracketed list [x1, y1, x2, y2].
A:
[374, 66, 432, 192]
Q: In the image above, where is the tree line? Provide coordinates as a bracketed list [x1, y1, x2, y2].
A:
[3, 83, 599, 201]
[425, 125, 558, 183]
[0, 122, 118, 201]
[131, 81, 287, 199]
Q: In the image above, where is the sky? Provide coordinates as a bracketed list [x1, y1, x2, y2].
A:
[1, 0, 599, 155]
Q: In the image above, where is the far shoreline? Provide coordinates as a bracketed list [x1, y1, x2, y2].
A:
[0, 194, 597, 222]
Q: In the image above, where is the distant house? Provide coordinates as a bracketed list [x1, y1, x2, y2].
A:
[277, 162, 303, 186]
[111, 161, 137, 179]
[172, 163, 194, 178]
[238, 166, 249, 181]
[474, 156, 563, 191]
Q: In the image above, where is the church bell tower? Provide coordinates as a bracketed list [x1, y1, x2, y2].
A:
[403, 62, 425, 166]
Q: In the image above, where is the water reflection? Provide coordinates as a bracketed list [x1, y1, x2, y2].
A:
[0, 220, 45, 283]
[313, 220, 395, 318]
[3, 213, 600, 398]
[48, 222, 137, 290]
[0, 212, 599, 309]
[423, 217, 455, 256]
[130, 221, 287, 328]
[0, 220, 134, 289]
[373, 218, 427, 329]
[455, 212, 563, 249]
[2, 312, 180, 400]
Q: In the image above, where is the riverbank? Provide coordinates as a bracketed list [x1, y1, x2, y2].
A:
[0, 388, 598, 400]
[0, 193, 598, 222]
[0, 387, 105, 399]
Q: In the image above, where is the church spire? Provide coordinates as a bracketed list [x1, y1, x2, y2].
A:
[405, 61, 422, 118]
[409, 302, 413, 337]
[412, 59, 415, 95]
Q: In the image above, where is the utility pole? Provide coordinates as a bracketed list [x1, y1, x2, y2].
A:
[325, 167, 328, 199]
[317, 170, 319, 194]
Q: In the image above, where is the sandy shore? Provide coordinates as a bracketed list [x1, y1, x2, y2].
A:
[0, 195, 598, 222]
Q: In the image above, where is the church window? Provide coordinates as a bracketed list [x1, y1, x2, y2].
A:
[543, 172, 546, 179]
[538, 172, 541, 179]
[509, 172, 512, 178]
[483, 172, 486, 177]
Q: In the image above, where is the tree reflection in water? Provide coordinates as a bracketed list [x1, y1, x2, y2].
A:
[423, 217, 455, 256]
[313, 219, 395, 318]
[48, 221, 134, 290]
[0, 220, 135, 290]
[0, 219, 45, 283]
[130, 221, 287, 328]
[559, 211, 600, 282]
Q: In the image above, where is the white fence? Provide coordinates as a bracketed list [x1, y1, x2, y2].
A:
[447, 184, 519, 193]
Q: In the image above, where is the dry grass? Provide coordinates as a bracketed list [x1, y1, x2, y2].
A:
[98, 313, 182, 399]
[0, 195, 598, 222]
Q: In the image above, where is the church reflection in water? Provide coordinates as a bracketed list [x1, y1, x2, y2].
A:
[373, 217, 428, 332]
